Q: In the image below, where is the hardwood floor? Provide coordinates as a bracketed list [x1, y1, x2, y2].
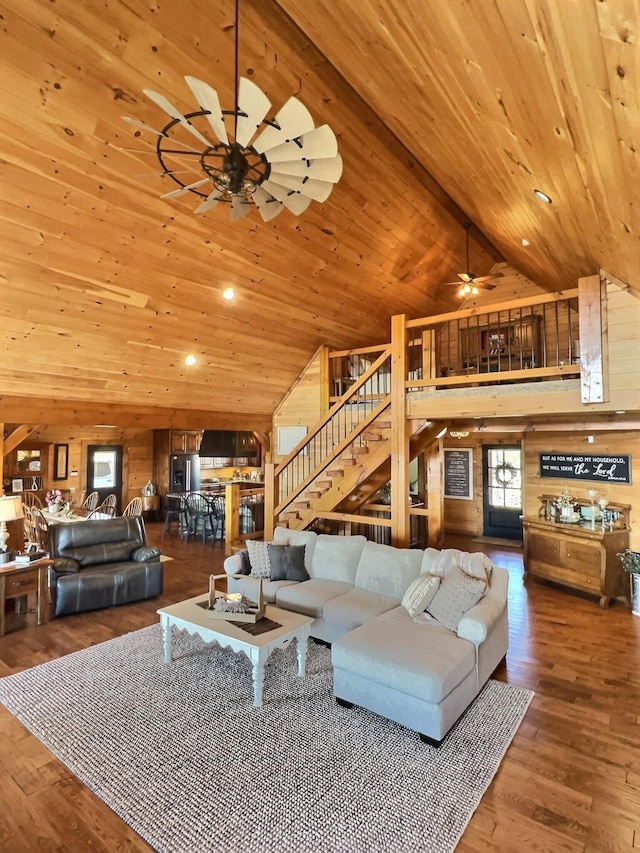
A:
[0, 526, 639, 852]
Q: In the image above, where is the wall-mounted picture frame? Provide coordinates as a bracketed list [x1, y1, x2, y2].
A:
[11, 478, 23, 493]
[54, 443, 69, 480]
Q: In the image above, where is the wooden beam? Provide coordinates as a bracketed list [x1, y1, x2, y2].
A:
[426, 438, 444, 548]
[578, 275, 608, 404]
[2, 424, 40, 455]
[0, 397, 273, 432]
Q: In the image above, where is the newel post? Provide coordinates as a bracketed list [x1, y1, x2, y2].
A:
[224, 483, 240, 556]
[390, 314, 410, 547]
[263, 462, 276, 540]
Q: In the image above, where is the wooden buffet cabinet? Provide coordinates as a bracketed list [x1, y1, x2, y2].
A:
[522, 496, 631, 607]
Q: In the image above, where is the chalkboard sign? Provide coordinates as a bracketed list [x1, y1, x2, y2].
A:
[539, 453, 631, 484]
[444, 448, 473, 500]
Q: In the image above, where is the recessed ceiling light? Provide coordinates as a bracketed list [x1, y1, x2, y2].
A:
[534, 189, 552, 204]
[615, 410, 626, 414]
[521, 238, 530, 246]
[185, 354, 196, 366]
[222, 287, 235, 300]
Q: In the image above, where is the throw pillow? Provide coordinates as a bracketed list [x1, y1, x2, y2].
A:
[426, 565, 486, 631]
[401, 574, 440, 618]
[267, 544, 309, 582]
[246, 539, 272, 579]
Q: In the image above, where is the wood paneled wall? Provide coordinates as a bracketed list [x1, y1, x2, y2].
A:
[523, 430, 640, 551]
[23, 425, 154, 507]
[272, 347, 326, 465]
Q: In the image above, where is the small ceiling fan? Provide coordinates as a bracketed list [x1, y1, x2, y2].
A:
[442, 222, 503, 296]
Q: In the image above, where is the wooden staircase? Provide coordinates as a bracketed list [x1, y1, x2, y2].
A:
[281, 418, 392, 529]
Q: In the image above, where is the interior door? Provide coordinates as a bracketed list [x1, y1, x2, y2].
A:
[482, 445, 523, 540]
[87, 445, 123, 512]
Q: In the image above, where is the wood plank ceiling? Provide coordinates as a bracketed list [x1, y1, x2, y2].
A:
[0, 0, 638, 428]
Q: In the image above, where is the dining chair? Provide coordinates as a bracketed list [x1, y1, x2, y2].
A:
[209, 494, 226, 545]
[31, 507, 50, 553]
[122, 497, 143, 517]
[81, 491, 99, 511]
[22, 505, 38, 548]
[21, 491, 43, 509]
[185, 493, 218, 544]
[90, 503, 117, 518]
[102, 493, 118, 508]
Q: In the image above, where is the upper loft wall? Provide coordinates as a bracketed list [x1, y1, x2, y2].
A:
[408, 280, 640, 421]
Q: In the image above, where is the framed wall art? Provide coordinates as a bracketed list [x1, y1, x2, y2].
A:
[54, 443, 69, 480]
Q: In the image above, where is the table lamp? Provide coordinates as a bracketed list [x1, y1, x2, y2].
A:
[0, 495, 24, 564]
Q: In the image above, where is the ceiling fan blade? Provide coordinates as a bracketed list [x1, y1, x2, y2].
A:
[252, 186, 284, 222]
[262, 125, 338, 163]
[184, 76, 229, 145]
[475, 281, 498, 290]
[231, 195, 252, 221]
[458, 272, 473, 283]
[473, 273, 504, 284]
[267, 171, 334, 203]
[143, 88, 213, 149]
[252, 97, 315, 154]
[235, 77, 271, 148]
[261, 179, 312, 215]
[121, 117, 203, 153]
[195, 190, 223, 214]
[270, 153, 343, 183]
[161, 178, 210, 199]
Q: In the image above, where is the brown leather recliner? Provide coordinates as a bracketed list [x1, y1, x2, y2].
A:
[48, 516, 163, 616]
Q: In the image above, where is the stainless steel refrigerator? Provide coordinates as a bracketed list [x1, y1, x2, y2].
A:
[169, 454, 200, 493]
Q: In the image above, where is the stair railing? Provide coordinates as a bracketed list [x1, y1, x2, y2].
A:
[270, 347, 391, 518]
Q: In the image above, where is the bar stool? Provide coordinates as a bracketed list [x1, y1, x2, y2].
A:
[162, 493, 187, 539]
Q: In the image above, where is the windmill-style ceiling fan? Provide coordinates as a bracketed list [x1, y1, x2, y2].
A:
[442, 223, 503, 296]
[123, 0, 342, 223]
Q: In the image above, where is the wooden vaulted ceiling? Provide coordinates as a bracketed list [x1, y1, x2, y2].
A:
[1, 0, 638, 429]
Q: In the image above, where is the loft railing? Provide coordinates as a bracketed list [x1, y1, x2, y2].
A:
[328, 344, 391, 403]
[271, 347, 392, 517]
[405, 290, 581, 389]
[307, 501, 427, 549]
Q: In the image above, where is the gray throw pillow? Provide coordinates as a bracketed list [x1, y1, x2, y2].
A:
[426, 565, 486, 631]
[267, 544, 309, 582]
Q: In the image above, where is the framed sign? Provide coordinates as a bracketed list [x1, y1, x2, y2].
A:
[11, 478, 23, 493]
[277, 426, 308, 457]
[444, 448, 473, 500]
[539, 453, 631, 484]
[54, 443, 69, 480]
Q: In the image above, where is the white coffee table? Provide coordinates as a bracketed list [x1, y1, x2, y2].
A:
[157, 595, 314, 707]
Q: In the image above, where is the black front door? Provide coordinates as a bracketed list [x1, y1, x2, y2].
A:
[87, 445, 123, 512]
[482, 445, 523, 540]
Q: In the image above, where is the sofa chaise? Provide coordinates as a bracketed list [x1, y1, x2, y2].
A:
[49, 516, 163, 616]
[224, 527, 509, 744]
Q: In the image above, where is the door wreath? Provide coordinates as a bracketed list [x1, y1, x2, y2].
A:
[494, 461, 516, 486]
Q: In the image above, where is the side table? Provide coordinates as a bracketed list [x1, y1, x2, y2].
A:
[0, 558, 52, 636]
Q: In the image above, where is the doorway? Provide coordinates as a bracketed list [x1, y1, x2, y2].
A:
[482, 445, 523, 540]
[87, 445, 123, 512]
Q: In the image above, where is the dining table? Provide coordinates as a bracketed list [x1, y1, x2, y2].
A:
[43, 508, 111, 524]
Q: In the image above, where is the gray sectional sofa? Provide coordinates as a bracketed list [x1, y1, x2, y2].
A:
[224, 527, 509, 745]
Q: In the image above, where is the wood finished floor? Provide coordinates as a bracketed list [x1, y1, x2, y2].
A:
[0, 526, 639, 852]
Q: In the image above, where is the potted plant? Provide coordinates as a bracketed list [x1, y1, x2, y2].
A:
[617, 549, 640, 616]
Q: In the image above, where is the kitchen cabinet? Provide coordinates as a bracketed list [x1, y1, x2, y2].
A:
[170, 431, 201, 454]
[522, 496, 630, 607]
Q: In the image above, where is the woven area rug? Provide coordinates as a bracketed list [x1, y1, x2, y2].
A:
[0, 624, 532, 853]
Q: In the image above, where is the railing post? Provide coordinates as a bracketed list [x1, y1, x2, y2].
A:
[426, 438, 445, 547]
[263, 462, 276, 540]
[224, 483, 240, 556]
[390, 314, 410, 547]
